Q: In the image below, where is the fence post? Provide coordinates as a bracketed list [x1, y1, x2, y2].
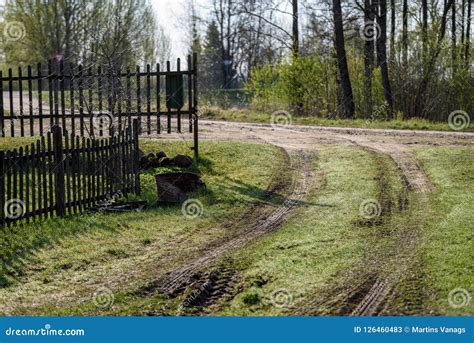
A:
[132, 119, 141, 194]
[193, 52, 199, 160]
[0, 70, 4, 137]
[52, 125, 65, 216]
[0, 151, 4, 226]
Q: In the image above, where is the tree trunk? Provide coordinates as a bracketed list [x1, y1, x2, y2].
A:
[461, 0, 465, 46]
[452, 0, 457, 73]
[390, 0, 395, 62]
[465, 0, 471, 63]
[292, 0, 299, 58]
[402, 0, 408, 65]
[422, 0, 428, 61]
[376, 0, 394, 119]
[364, 0, 375, 117]
[332, 0, 355, 118]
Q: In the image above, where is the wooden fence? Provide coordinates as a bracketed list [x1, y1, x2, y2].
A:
[0, 53, 199, 157]
[0, 120, 140, 227]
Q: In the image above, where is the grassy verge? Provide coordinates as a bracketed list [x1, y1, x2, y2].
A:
[0, 139, 285, 315]
[201, 107, 472, 132]
[412, 147, 474, 315]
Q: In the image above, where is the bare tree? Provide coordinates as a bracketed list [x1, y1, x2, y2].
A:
[452, 0, 457, 72]
[292, 0, 300, 57]
[422, 0, 428, 60]
[332, 0, 355, 118]
[364, 0, 375, 116]
[402, 0, 408, 65]
[413, 0, 455, 116]
[375, 0, 394, 118]
[465, 0, 471, 63]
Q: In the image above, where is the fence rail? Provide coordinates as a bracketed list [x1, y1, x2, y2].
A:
[0, 120, 140, 227]
[0, 54, 198, 157]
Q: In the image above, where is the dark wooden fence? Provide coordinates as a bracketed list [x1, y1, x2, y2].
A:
[0, 120, 140, 227]
[0, 54, 198, 157]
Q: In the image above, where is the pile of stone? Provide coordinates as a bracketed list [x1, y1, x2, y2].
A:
[155, 172, 205, 202]
[139, 151, 193, 169]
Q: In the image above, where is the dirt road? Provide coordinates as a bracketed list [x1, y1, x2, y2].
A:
[151, 119, 473, 315]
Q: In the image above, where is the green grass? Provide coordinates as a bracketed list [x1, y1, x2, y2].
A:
[201, 107, 473, 132]
[0, 136, 37, 150]
[412, 147, 474, 315]
[201, 146, 473, 316]
[207, 145, 407, 315]
[0, 139, 285, 314]
[0, 140, 471, 316]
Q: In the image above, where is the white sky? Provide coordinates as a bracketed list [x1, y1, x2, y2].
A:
[152, 0, 211, 59]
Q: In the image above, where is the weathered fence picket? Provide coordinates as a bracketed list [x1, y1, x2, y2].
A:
[0, 120, 140, 227]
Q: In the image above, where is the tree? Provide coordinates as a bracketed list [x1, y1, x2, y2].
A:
[375, 0, 394, 118]
[422, 0, 428, 60]
[452, 0, 457, 72]
[465, 0, 471, 63]
[185, 0, 202, 58]
[364, 0, 375, 116]
[390, 0, 395, 61]
[2, 0, 165, 69]
[201, 20, 224, 89]
[292, 0, 299, 58]
[413, 0, 455, 117]
[332, 0, 355, 118]
[402, 0, 408, 65]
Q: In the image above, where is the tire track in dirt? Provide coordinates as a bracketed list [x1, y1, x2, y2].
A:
[137, 147, 314, 301]
[347, 138, 434, 193]
[193, 121, 444, 316]
[339, 138, 432, 316]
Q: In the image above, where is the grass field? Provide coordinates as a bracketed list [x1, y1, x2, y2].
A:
[0, 137, 472, 316]
[0, 139, 286, 314]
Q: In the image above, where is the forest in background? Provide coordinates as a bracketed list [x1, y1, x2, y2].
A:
[0, 0, 473, 122]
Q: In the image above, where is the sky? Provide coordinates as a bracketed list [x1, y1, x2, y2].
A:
[152, 0, 210, 59]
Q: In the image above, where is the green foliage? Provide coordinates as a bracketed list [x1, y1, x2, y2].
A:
[201, 20, 223, 90]
[201, 89, 253, 110]
[247, 56, 338, 116]
[246, 54, 390, 118]
[1, 0, 164, 68]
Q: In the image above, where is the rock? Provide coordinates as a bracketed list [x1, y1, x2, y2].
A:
[139, 156, 150, 169]
[149, 157, 161, 168]
[159, 157, 171, 166]
[155, 172, 205, 202]
[172, 154, 193, 168]
[156, 151, 167, 159]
